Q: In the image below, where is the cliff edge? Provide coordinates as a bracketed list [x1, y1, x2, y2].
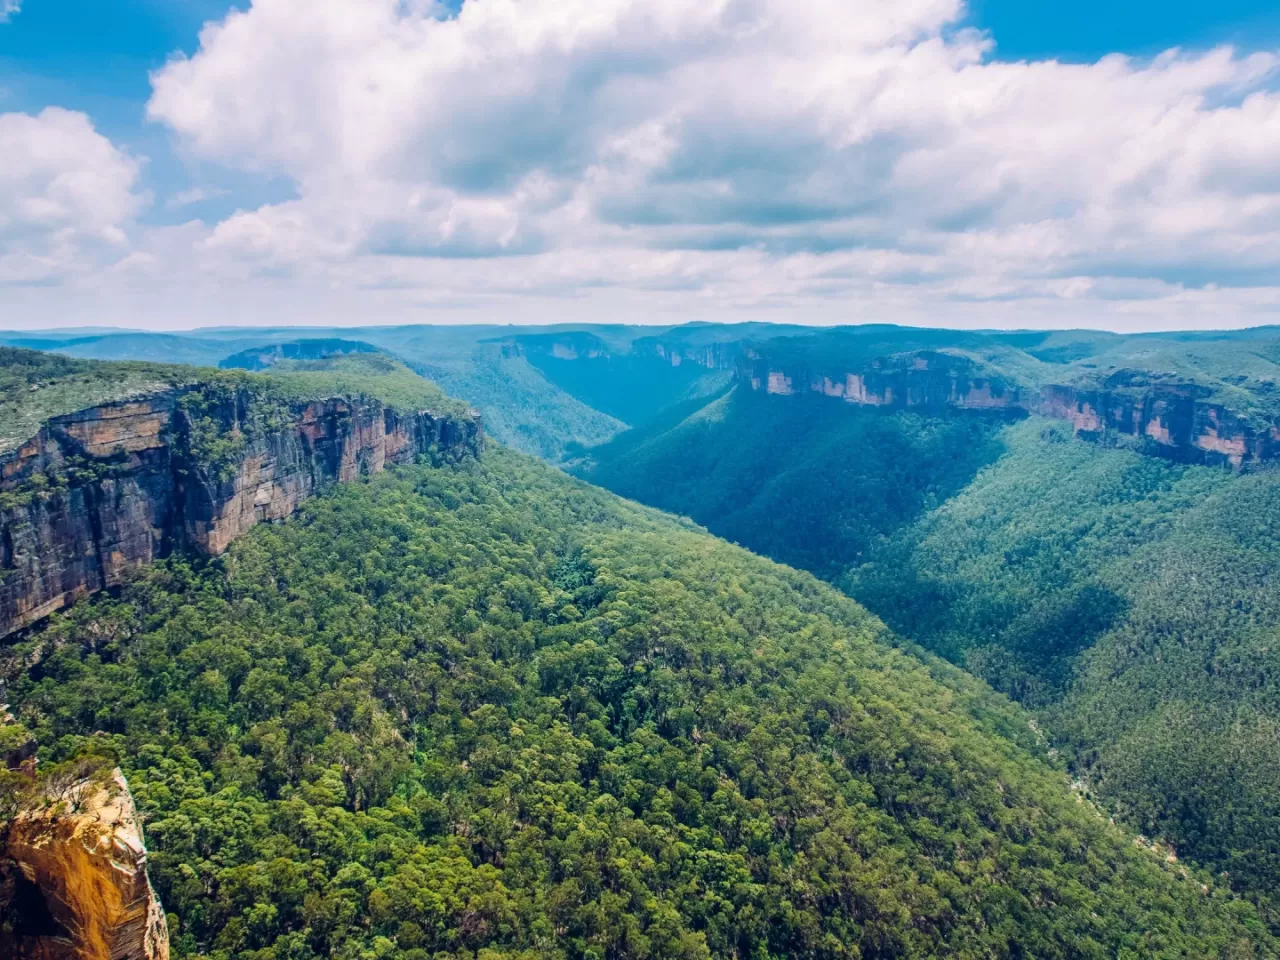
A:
[736, 349, 1280, 467]
[0, 355, 483, 639]
[0, 767, 167, 960]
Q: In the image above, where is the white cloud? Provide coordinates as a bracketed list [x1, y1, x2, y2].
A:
[0, 108, 146, 284]
[165, 186, 228, 209]
[9, 0, 1280, 329]
[0, 0, 19, 24]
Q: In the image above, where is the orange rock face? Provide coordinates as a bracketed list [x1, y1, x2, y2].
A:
[0, 770, 168, 960]
[765, 371, 793, 395]
[57, 403, 172, 459]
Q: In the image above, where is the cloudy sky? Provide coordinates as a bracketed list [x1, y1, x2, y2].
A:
[2, 0, 1280, 332]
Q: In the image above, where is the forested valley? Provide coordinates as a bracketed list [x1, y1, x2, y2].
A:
[5, 445, 1273, 958]
[8, 327, 1280, 958]
[575, 381, 1280, 916]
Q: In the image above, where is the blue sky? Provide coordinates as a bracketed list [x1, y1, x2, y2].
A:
[970, 0, 1280, 61]
[2, 0, 1280, 331]
[0, 1, 289, 224]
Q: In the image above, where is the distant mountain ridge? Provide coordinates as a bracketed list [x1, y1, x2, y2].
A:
[219, 338, 382, 371]
[16, 321, 1280, 467]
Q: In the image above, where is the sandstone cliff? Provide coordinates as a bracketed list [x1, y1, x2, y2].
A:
[0, 387, 482, 638]
[642, 338, 744, 371]
[739, 351, 1279, 467]
[0, 768, 167, 960]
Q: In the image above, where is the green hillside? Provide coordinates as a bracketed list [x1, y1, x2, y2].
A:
[5, 446, 1270, 958]
[573, 386, 1006, 579]
[512, 333, 733, 429]
[575, 385, 1280, 913]
[848, 419, 1280, 899]
[260, 353, 468, 417]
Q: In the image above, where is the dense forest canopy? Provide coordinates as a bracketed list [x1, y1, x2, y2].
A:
[9, 325, 1280, 954]
[5, 447, 1273, 959]
[574, 383, 1280, 916]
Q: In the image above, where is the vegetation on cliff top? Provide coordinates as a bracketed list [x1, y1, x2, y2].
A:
[0, 348, 470, 462]
[218, 339, 382, 372]
[743, 326, 1280, 426]
[6, 446, 1273, 959]
[0, 347, 196, 455]
[261, 354, 471, 419]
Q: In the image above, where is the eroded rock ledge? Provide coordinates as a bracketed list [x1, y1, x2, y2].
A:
[0, 388, 483, 638]
[634, 334, 1278, 467]
[0, 768, 168, 960]
[738, 352, 1277, 467]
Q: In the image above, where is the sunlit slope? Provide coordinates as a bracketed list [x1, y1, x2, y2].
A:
[578, 383, 1280, 909]
[6, 444, 1271, 959]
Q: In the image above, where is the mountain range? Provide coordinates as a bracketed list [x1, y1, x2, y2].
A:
[5, 323, 1280, 957]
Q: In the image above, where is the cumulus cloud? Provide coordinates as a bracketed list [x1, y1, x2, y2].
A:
[12, 0, 1280, 327]
[0, 1, 19, 24]
[0, 108, 146, 284]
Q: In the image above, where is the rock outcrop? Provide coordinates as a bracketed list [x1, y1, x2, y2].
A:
[0, 388, 483, 638]
[0, 769, 167, 960]
[642, 338, 744, 371]
[500, 332, 613, 362]
[1032, 380, 1278, 465]
[740, 351, 1279, 467]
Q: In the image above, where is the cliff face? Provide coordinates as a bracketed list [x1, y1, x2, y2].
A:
[1032, 381, 1280, 464]
[645, 339, 744, 371]
[740, 352, 1278, 467]
[502, 332, 612, 362]
[0, 769, 167, 960]
[0, 389, 482, 638]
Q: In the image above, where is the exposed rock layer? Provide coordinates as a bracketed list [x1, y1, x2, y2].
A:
[0, 770, 167, 960]
[635, 337, 1277, 465]
[0, 389, 482, 638]
[645, 338, 744, 371]
[736, 352, 1278, 467]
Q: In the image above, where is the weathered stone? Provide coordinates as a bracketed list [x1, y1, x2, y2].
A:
[0, 770, 167, 960]
[0, 389, 482, 638]
[737, 351, 1276, 468]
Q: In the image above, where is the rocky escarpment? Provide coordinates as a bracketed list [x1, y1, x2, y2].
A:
[1, 768, 168, 960]
[740, 351, 1280, 468]
[497, 332, 613, 362]
[0, 388, 482, 638]
[642, 337, 744, 371]
[1034, 380, 1278, 465]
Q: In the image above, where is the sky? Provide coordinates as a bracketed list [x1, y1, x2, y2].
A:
[2, 0, 1280, 332]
